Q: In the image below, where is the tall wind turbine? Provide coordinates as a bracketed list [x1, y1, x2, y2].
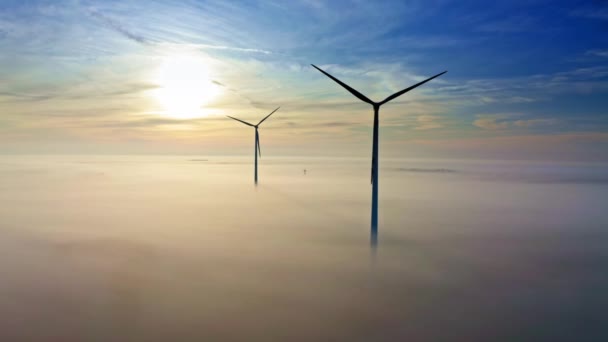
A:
[227, 107, 280, 185]
[312, 64, 446, 246]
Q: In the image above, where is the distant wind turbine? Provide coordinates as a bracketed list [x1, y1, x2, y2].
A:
[312, 64, 446, 246]
[227, 107, 280, 185]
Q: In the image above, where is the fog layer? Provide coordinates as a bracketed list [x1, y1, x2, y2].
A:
[1, 156, 607, 341]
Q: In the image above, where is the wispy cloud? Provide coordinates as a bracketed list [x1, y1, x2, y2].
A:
[473, 114, 514, 130]
[437, 65, 608, 108]
[190, 44, 272, 55]
[586, 49, 608, 58]
[88, 9, 150, 45]
[0, 83, 159, 103]
[155, 42, 272, 55]
[513, 118, 560, 128]
[476, 15, 536, 33]
[414, 115, 443, 130]
[85, 9, 275, 54]
[474, 114, 561, 130]
[396, 35, 475, 48]
[571, 6, 608, 20]
[0, 91, 53, 102]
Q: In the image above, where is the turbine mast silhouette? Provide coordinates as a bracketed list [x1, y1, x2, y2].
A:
[312, 64, 446, 246]
[227, 107, 280, 185]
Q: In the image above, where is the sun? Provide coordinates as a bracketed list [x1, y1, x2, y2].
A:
[153, 54, 221, 119]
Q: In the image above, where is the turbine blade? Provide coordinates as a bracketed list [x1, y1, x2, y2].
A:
[227, 116, 254, 127]
[257, 107, 280, 126]
[311, 64, 374, 105]
[256, 131, 261, 158]
[379, 71, 447, 105]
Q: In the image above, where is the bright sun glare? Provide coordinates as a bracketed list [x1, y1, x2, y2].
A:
[154, 54, 221, 119]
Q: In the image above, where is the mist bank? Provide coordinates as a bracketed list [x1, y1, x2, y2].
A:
[0, 155, 607, 341]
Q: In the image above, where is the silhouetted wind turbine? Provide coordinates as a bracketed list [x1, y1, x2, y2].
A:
[312, 64, 446, 247]
[227, 107, 280, 185]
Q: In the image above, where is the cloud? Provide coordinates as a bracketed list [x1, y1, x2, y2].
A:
[92, 116, 212, 129]
[88, 9, 150, 45]
[0, 83, 159, 104]
[191, 44, 272, 55]
[474, 114, 561, 130]
[476, 15, 536, 33]
[155, 42, 272, 55]
[300, 0, 326, 10]
[268, 119, 354, 130]
[509, 96, 536, 103]
[0, 18, 15, 37]
[0, 91, 53, 101]
[571, 7, 608, 20]
[396, 35, 473, 49]
[437, 65, 608, 108]
[473, 114, 514, 130]
[324, 121, 352, 127]
[414, 115, 443, 130]
[586, 49, 608, 58]
[396, 168, 457, 173]
[513, 118, 560, 128]
[553, 67, 608, 79]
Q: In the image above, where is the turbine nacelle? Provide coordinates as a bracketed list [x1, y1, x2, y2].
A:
[227, 106, 280, 129]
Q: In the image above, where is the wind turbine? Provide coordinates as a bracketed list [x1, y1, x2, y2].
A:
[227, 107, 280, 185]
[312, 64, 446, 246]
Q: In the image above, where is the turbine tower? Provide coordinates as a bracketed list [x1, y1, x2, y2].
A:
[227, 107, 280, 185]
[312, 64, 446, 246]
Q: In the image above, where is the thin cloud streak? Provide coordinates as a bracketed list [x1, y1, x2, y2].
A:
[191, 43, 272, 55]
[88, 9, 150, 45]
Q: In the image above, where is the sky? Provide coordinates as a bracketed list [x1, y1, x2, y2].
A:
[1, 0, 607, 160]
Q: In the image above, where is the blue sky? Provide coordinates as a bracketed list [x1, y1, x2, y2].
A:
[0, 0, 607, 160]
